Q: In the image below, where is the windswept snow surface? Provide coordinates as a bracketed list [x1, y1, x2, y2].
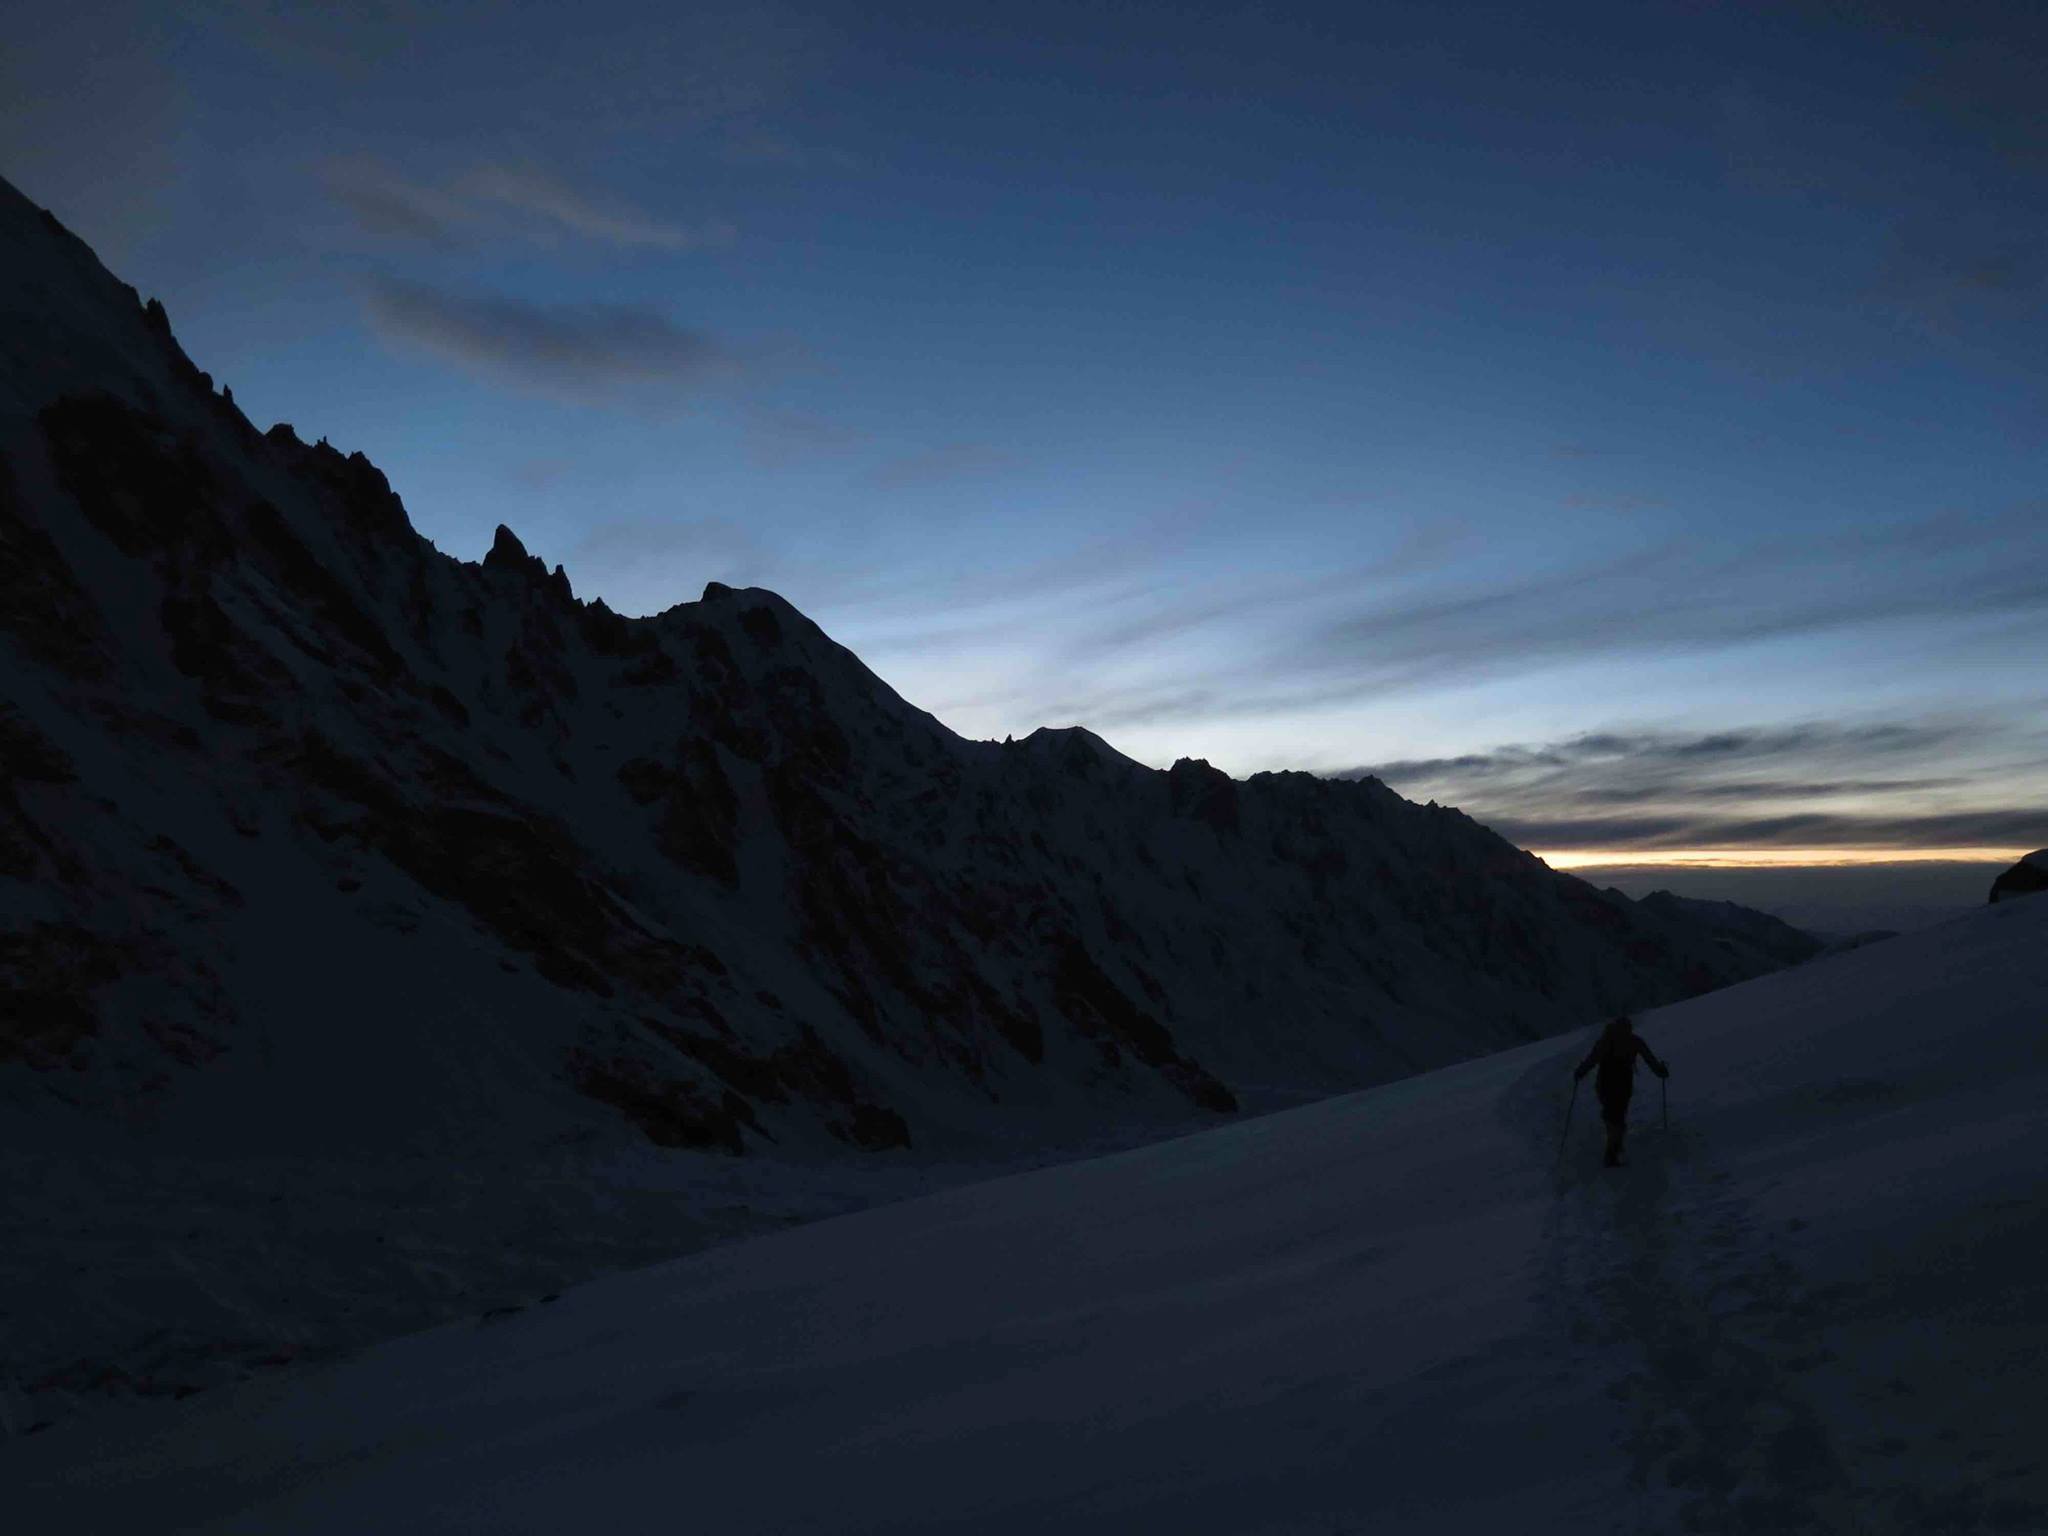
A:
[10, 898, 2045, 1534]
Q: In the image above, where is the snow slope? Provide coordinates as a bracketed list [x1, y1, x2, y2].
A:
[10, 896, 2042, 1534]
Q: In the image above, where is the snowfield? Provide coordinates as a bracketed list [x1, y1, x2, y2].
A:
[9, 896, 2044, 1534]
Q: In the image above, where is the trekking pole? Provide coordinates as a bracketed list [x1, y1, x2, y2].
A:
[1556, 1078, 1579, 1164]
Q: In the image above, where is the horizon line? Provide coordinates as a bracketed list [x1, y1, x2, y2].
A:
[1535, 847, 2030, 871]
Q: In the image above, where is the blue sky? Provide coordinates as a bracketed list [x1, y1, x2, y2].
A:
[7, 0, 2045, 863]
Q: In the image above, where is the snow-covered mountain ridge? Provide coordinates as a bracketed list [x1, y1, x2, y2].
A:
[11, 871, 2044, 1533]
[0, 175, 1812, 1133]
[2, 174, 1817, 1421]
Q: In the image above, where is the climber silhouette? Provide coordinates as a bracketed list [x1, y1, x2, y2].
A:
[1574, 1015, 1668, 1167]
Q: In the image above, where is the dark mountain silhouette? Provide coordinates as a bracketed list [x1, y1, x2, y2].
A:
[0, 177, 1818, 1135]
[1631, 890, 1825, 969]
[1988, 850, 2048, 904]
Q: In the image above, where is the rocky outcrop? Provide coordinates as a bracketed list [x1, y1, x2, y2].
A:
[1989, 851, 2048, 904]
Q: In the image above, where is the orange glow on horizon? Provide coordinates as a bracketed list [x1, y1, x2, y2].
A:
[1535, 847, 2030, 871]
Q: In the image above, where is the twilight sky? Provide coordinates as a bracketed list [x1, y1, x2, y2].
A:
[7, 0, 2045, 868]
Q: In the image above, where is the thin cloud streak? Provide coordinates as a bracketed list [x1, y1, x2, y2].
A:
[1303, 510, 2048, 696]
[1350, 723, 1979, 791]
[328, 159, 733, 250]
[361, 277, 731, 402]
[1340, 719, 2048, 856]
[464, 164, 734, 250]
[848, 518, 1474, 713]
[888, 501, 2048, 749]
[1494, 807, 2048, 854]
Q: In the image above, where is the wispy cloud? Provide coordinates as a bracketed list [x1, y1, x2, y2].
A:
[850, 515, 1466, 666]
[768, 465, 2048, 827]
[910, 502, 2048, 742]
[1283, 507, 2048, 702]
[361, 277, 731, 402]
[1350, 723, 1976, 792]
[1491, 807, 2048, 855]
[1341, 719, 2048, 855]
[465, 164, 733, 249]
[328, 159, 733, 250]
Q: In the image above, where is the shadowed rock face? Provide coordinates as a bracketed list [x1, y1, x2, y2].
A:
[1989, 851, 2048, 904]
[0, 172, 1819, 1166]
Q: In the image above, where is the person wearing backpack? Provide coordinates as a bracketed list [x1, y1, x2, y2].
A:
[1574, 1014, 1669, 1167]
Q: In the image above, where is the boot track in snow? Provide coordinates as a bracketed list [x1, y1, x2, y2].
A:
[1505, 1046, 2016, 1534]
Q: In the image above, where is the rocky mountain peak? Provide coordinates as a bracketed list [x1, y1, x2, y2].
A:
[1989, 850, 2048, 904]
[485, 522, 532, 569]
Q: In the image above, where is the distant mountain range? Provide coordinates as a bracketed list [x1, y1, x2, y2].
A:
[0, 174, 1819, 1423]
